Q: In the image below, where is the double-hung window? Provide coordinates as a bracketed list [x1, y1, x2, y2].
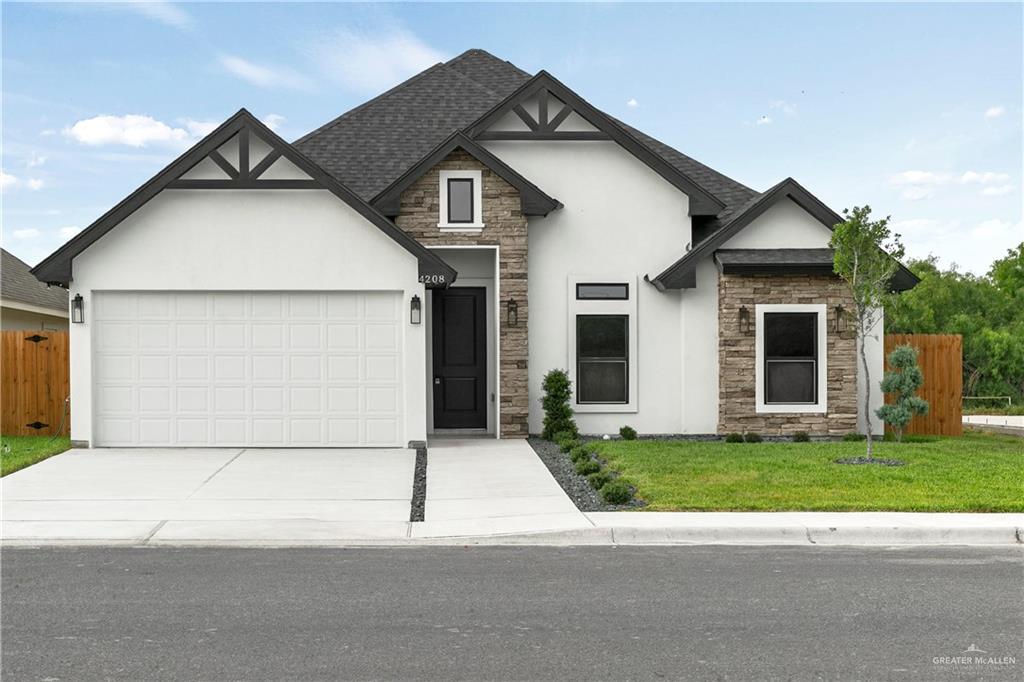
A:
[756, 304, 827, 413]
[569, 277, 637, 412]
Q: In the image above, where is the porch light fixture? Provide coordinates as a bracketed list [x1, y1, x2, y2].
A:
[71, 294, 85, 324]
[507, 298, 518, 327]
[834, 304, 845, 333]
[738, 305, 751, 335]
[410, 295, 422, 325]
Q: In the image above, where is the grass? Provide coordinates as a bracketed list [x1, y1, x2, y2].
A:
[593, 431, 1024, 512]
[1, 435, 71, 476]
[963, 404, 1024, 416]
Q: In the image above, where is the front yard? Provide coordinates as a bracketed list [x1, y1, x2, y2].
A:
[1, 435, 71, 477]
[593, 431, 1024, 512]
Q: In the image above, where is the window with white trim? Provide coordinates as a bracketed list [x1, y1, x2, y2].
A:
[438, 170, 484, 229]
[755, 304, 827, 413]
[568, 276, 638, 413]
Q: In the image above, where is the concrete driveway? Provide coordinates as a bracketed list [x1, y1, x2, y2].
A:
[2, 447, 415, 544]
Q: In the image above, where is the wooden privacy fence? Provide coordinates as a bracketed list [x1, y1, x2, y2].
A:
[884, 333, 962, 436]
[1, 330, 70, 437]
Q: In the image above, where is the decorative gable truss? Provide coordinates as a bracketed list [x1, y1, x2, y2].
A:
[472, 85, 609, 142]
[31, 109, 456, 286]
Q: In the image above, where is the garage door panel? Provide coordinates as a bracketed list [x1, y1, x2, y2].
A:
[94, 291, 404, 447]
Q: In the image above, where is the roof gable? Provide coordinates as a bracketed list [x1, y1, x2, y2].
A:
[462, 71, 726, 215]
[31, 109, 456, 286]
[649, 178, 919, 291]
[371, 132, 561, 217]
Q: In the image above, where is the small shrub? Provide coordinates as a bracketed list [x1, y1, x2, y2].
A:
[601, 480, 632, 505]
[725, 432, 745, 443]
[744, 432, 763, 443]
[842, 432, 866, 442]
[569, 445, 592, 463]
[551, 430, 575, 445]
[559, 438, 580, 454]
[541, 369, 577, 440]
[882, 431, 895, 442]
[587, 470, 612, 490]
[793, 431, 810, 443]
[619, 425, 638, 440]
[575, 459, 600, 476]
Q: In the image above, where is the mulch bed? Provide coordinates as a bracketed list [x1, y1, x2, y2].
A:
[527, 437, 644, 512]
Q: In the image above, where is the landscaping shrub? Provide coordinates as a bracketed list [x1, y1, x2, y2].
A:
[725, 433, 745, 443]
[601, 480, 632, 505]
[744, 432, 763, 443]
[569, 445, 592, 463]
[793, 431, 810, 443]
[843, 432, 866, 442]
[551, 430, 576, 445]
[587, 470, 612, 490]
[575, 459, 600, 476]
[876, 344, 929, 443]
[619, 425, 638, 441]
[559, 438, 580, 454]
[541, 369, 577, 440]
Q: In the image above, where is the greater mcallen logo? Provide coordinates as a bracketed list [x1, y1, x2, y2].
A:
[932, 643, 1017, 668]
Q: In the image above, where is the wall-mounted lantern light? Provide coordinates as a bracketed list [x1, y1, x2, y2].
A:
[71, 294, 85, 324]
[834, 304, 845, 333]
[410, 295, 421, 325]
[738, 305, 750, 335]
[507, 298, 518, 327]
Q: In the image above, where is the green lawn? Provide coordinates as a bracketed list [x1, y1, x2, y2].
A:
[1, 435, 72, 477]
[593, 431, 1024, 512]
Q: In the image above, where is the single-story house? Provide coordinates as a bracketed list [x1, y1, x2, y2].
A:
[2, 248, 69, 331]
[32, 49, 916, 448]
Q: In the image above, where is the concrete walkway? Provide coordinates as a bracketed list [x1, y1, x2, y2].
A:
[2, 447, 415, 544]
[413, 438, 591, 538]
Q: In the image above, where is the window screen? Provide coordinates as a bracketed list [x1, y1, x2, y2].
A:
[764, 312, 817, 404]
[447, 178, 474, 223]
[577, 315, 628, 403]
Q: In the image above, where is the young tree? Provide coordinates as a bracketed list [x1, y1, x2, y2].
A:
[876, 344, 929, 442]
[830, 206, 905, 458]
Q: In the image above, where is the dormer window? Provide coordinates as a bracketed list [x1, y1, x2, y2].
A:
[438, 170, 484, 230]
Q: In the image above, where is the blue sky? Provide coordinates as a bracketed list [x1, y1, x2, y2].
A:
[3, 2, 1021, 273]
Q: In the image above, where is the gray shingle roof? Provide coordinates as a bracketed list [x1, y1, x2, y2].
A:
[2, 248, 67, 312]
[295, 49, 758, 215]
[714, 248, 835, 267]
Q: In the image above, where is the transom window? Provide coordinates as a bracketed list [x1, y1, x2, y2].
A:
[576, 315, 629, 404]
[576, 283, 629, 300]
[764, 312, 817, 404]
[446, 178, 474, 224]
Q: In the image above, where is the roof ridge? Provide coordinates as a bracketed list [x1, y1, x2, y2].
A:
[445, 48, 533, 80]
[440, 60, 504, 97]
[292, 62, 447, 146]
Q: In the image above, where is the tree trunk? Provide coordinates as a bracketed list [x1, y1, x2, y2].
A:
[858, 327, 874, 459]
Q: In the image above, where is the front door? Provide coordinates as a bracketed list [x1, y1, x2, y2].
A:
[432, 287, 487, 429]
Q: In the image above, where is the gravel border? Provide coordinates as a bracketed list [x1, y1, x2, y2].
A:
[527, 437, 644, 512]
[834, 456, 906, 467]
[409, 446, 427, 522]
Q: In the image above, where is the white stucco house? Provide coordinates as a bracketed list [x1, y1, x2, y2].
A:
[32, 49, 916, 448]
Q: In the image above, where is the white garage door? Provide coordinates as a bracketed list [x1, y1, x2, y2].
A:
[93, 291, 403, 447]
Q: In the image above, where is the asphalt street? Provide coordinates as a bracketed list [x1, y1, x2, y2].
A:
[2, 546, 1021, 680]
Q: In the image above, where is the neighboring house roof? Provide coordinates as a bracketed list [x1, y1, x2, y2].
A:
[649, 178, 919, 291]
[295, 49, 749, 216]
[31, 109, 456, 286]
[372, 132, 562, 217]
[1, 248, 68, 314]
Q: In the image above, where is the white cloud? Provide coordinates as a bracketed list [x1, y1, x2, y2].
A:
[960, 170, 1010, 185]
[120, 2, 193, 30]
[890, 170, 947, 185]
[769, 100, 797, 116]
[308, 27, 445, 92]
[980, 185, 1015, 197]
[59, 226, 82, 239]
[219, 55, 314, 91]
[26, 178, 44, 191]
[262, 114, 286, 132]
[27, 153, 47, 168]
[0, 171, 19, 190]
[181, 118, 219, 137]
[64, 114, 194, 147]
[892, 217, 1021, 274]
[626, 98, 638, 108]
[11, 228, 41, 240]
[901, 186, 935, 201]
[984, 106, 1005, 119]
[756, 115, 773, 126]
[972, 219, 1019, 239]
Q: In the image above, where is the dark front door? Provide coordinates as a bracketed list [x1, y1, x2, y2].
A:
[432, 287, 487, 429]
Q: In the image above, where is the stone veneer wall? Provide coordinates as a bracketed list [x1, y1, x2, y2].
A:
[718, 273, 857, 436]
[395, 150, 529, 437]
